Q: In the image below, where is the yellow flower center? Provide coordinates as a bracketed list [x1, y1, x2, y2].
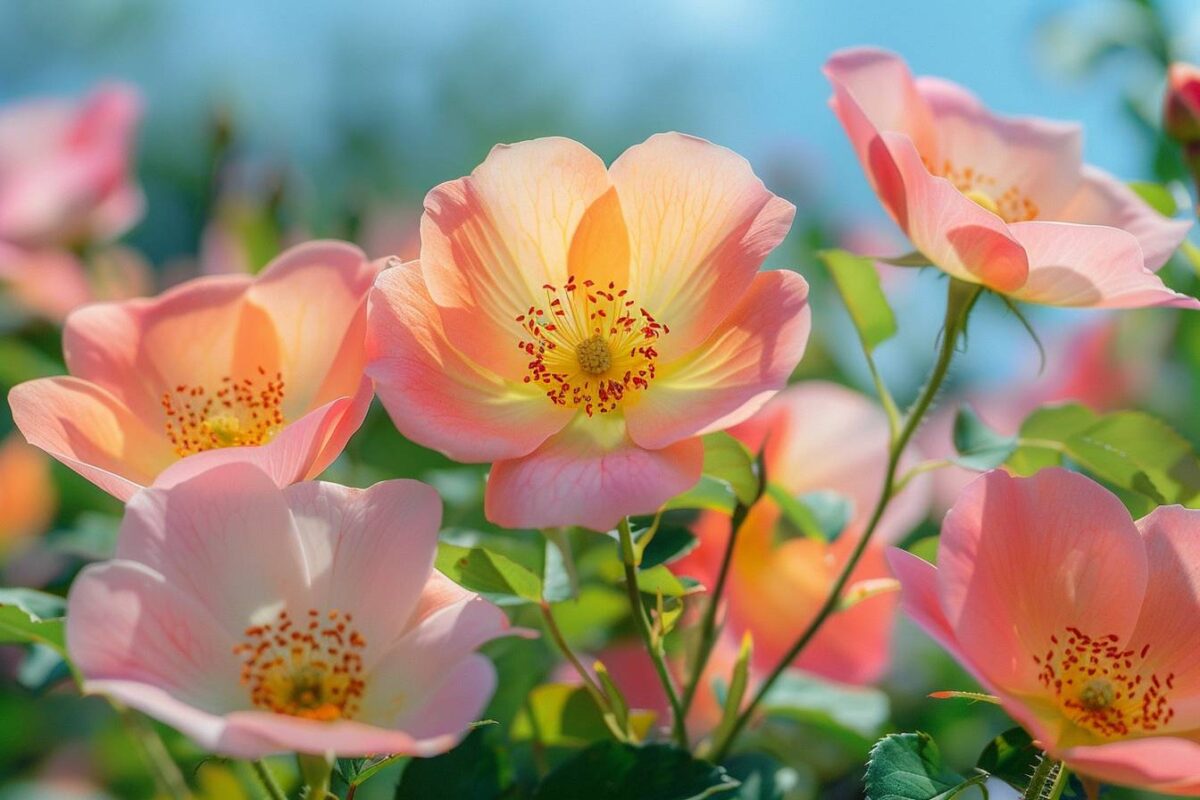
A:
[161, 367, 286, 458]
[1035, 626, 1175, 739]
[516, 277, 667, 415]
[925, 158, 1039, 223]
[233, 608, 366, 721]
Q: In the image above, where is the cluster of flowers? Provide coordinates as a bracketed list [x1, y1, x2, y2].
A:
[5, 47, 1200, 795]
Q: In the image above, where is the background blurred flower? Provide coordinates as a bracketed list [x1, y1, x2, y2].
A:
[0, 433, 56, 552]
[9, 240, 376, 499]
[66, 463, 517, 758]
[367, 133, 811, 531]
[891, 468, 1200, 795]
[826, 47, 1196, 309]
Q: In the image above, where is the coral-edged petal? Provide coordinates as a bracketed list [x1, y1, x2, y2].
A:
[1060, 166, 1193, 271]
[218, 711, 449, 759]
[625, 270, 810, 450]
[248, 240, 378, 414]
[67, 561, 243, 712]
[282, 478, 442, 660]
[1006, 221, 1200, 309]
[608, 133, 797, 359]
[366, 262, 570, 462]
[420, 137, 612, 378]
[877, 132, 1030, 292]
[114, 463, 311, 634]
[152, 388, 367, 491]
[485, 416, 704, 531]
[937, 469, 1148, 694]
[9, 377, 175, 500]
[1058, 737, 1200, 795]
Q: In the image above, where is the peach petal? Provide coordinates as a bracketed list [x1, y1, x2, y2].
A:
[366, 262, 570, 462]
[9, 377, 175, 500]
[486, 416, 704, 531]
[625, 270, 810, 450]
[608, 132, 796, 359]
[1006, 221, 1200, 309]
[1058, 737, 1200, 795]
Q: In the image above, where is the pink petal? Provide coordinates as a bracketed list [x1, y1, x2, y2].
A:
[366, 261, 570, 462]
[624, 270, 810, 450]
[86, 680, 231, 754]
[9, 376, 175, 500]
[420, 137, 612, 378]
[1005, 221, 1200, 309]
[937, 469, 1148, 694]
[67, 560, 243, 713]
[1058, 736, 1200, 795]
[281, 478, 443, 660]
[485, 417, 704, 531]
[0, 244, 92, 322]
[219, 711, 440, 759]
[248, 241, 378, 414]
[114, 463, 311, 632]
[381, 653, 497, 741]
[608, 133, 796, 360]
[1060, 166, 1193, 271]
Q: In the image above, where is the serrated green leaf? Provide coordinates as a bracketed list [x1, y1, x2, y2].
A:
[0, 589, 67, 656]
[976, 727, 1040, 792]
[532, 742, 739, 800]
[821, 249, 898, 352]
[952, 405, 1017, 471]
[435, 543, 542, 604]
[864, 732, 980, 800]
[701, 432, 760, 507]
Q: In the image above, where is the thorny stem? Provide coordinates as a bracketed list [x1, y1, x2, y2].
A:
[712, 279, 981, 761]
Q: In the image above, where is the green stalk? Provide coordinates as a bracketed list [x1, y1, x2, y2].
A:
[711, 279, 980, 761]
[251, 759, 287, 800]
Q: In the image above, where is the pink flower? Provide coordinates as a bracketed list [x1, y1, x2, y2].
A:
[0, 242, 152, 323]
[66, 463, 516, 758]
[0, 84, 143, 248]
[9, 241, 377, 500]
[891, 468, 1200, 794]
[366, 134, 811, 531]
[1164, 62, 1200, 144]
[676, 382, 930, 684]
[826, 48, 1197, 309]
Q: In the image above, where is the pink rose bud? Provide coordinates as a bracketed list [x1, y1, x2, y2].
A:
[1164, 62, 1200, 144]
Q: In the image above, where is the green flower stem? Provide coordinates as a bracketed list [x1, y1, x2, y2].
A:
[115, 704, 193, 800]
[712, 278, 981, 761]
[297, 753, 333, 799]
[251, 759, 287, 800]
[538, 600, 627, 741]
[678, 500, 750, 722]
[617, 517, 688, 748]
[1023, 755, 1067, 800]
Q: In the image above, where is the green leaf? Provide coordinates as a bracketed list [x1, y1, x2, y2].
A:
[770, 485, 853, 542]
[435, 543, 542, 604]
[761, 672, 889, 744]
[533, 742, 739, 800]
[512, 683, 615, 747]
[395, 728, 502, 799]
[820, 249, 898, 352]
[664, 476, 736, 514]
[1128, 181, 1178, 217]
[864, 732, 982, 800]
[701, 432, 760, 507]
[719, 754, 806, 800]
[542, 534, 575, 603]
[0, 589, 67, 656]
[976, 727, 1040, 792]
[1008, 403, 1098, 476]
[639, 525, 699, 570]
[634, 566, 702, 598]
[952, 405, 1017, 471]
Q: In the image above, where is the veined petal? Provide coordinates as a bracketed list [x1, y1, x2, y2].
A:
[624, 270, 810, 450]
[366, 262, 572, 462]
[485, 414, 703, 531]
[1058, 737, 1200, 796]
[608, 132, 796, 360]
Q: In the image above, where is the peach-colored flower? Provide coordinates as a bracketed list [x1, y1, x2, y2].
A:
[891, 468, 1200, 795]
[0, 434, 56, 548]
[9, 241, 376, 500]
[0, 242, 152, 323]
[366, 134, 811, 531]
[677, 383, 930, 685]
[66, 463, 516, 757]
[826, 48, 1197, 309]
[0, 84, 143, 248]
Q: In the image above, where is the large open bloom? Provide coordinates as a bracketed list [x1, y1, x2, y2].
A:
[677, 382, 930, 684]
[9, 241, 376, 500]
[366, 134, 811, 531]
[67, 463, 516, 757]
[891, 468, 1200, 794]
[826, 47, 1197, 310]
[0, 83, 142, 248]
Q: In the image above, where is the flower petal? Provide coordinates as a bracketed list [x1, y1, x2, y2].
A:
[937, 469, 1148, 694]
[624, 270, 810, 450]
[485, 415, 704, 531]
[1060, 166, 1193, 271]
[608, 132, 796, 359]
[420, 137, 612, 378]
[1005, 221, 1200, 309]
[218, 711, 439, 759]
[380, 653, 497, 742]
[1058, 736, 1200, 796]
[366, 261, 570, 462]
[9, 376, 175, 500]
